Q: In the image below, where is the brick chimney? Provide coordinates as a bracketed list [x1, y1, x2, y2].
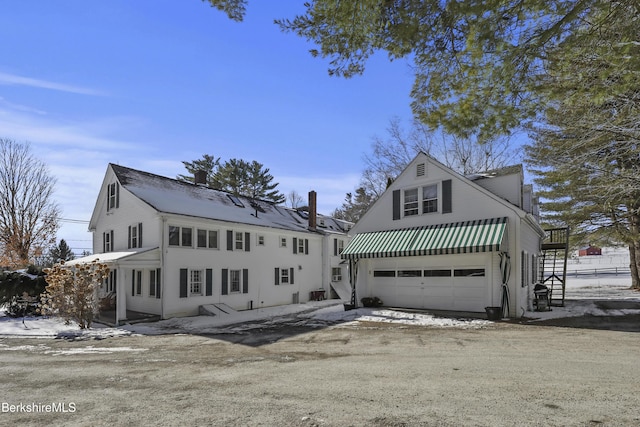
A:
[194, 170, 207, 185]
[308, 190, 317, 230]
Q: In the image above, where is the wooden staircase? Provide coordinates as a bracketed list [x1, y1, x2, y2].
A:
[540, 227, 570, 307]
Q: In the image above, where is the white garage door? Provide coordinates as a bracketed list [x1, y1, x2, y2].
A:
[369, 255, 490, 312]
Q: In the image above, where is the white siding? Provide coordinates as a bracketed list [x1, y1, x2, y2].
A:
[347, 153, 542, 318]
[161, 218, 325, 317]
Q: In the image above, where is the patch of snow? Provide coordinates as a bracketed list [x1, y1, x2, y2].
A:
[44, 346, 147, 356]
[1, 269, 638, 338]
[0, 313, 132, 339]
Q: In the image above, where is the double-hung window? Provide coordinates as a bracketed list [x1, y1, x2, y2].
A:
[128, 223, 143, 248]
[104, 269, 117, 293]
[280, 268, 290, 284]
[147, 269, 161, 298]
[197, 229, 218, 249]
[107, 182, 119, 211]
[422, 184, 438, 213]
[132, 269, 142, 296]
[274, 267, 295, 285]
[230, 269, 241, 293]
[103, 230, 114, 252]
[190, 270, 203, 296]
[235, 232, 244, 250]
[403, 188, 419, 216]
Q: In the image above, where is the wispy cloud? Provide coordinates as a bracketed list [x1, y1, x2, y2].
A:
[0, 96, 47, 115]
[0, 107, 138, 151]
[0, 71, 106, 96]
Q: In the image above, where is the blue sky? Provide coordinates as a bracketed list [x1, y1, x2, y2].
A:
[1, 1, 417, 254]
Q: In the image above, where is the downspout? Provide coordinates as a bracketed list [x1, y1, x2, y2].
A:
[321, 234, 328, 294]
[349, 258, 358, 309]
[160, 216, 166, 320]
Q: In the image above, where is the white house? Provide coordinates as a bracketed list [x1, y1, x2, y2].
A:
[341, 152, 545, 318]
[68, 164, 352, 324]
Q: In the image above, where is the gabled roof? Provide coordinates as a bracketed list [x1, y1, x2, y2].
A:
[350, 152, 545, 238]
[109, 164, 351, 235]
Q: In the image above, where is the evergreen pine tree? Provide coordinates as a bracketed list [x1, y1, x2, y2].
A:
[177, 154, 220, 185]
[45, 239, 75, 267]
[526, 3, 640, 288]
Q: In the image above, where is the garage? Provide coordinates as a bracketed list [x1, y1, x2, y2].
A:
[342, 218, 506, 313]
[367, 254, 491, 312]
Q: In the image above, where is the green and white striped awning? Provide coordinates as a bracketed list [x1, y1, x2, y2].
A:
[341, 217, 508, 260]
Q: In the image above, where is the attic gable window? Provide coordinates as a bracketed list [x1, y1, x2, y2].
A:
[107, 182, 119, 212]
[393, 179, 452, 219]
[416, 163, 426, 177]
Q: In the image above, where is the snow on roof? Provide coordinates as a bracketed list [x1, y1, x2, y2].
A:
[466, 164, 523, 181]
[110, 164, 351, 235]
[64, 247, 158, 265]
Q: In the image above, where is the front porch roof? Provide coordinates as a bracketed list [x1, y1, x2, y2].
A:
[63, 247, 159, 265]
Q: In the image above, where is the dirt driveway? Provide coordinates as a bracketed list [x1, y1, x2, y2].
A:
[1, 316, 639, 427]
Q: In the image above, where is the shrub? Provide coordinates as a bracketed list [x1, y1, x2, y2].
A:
[40, 260, 110, 329]
[0, 266, 47, 317]
[361, 296, 384, 307]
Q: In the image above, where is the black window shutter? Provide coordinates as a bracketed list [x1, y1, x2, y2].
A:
[106, 189, 110, 213]
[442, 179, 452, 214]
[227, 230, 233, 251]
[156, 268, 161, 299]
[103, 232, 106, 252]
[334, 238, 338, 256]
[290, 268, 295, 285]
[110, 231, 114, 251]
[293, 237, 297, 254]
[179, 268, 188, 298]
[274, 268, 280, 285]
[305, 239, 309, 255]
[128, 226, 132, 249]
[221, 269, 228, 295]
[116, 183, 120, 208]
[205, 268, 213, 296]
[138, 223, 143, 247]
[242, 269, 249, 294]
[131, 270, 135, 296]
[245, 232, 250, 252]
[392, 189, 401, 220]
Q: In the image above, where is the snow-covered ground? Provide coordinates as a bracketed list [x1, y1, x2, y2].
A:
[1, 248, 638, 338]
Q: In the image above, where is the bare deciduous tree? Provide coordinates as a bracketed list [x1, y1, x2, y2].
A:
[0, 139, 60, 267]
[286, 190, 305, 209]
[361, 117, 520, 200]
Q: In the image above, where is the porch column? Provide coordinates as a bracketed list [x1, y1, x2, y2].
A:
[115, 267, 127, 325]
